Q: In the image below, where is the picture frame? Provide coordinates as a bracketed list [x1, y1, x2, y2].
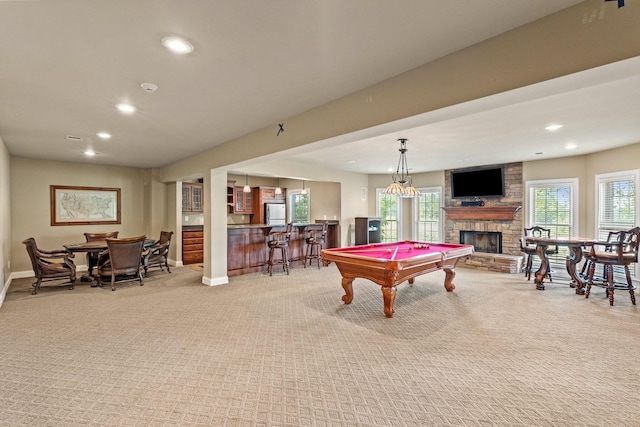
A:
[50, 185, 121, 226]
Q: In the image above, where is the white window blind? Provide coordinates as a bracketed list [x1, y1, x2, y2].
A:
[526, 179, 577, 265]
[596, 173, 637, 240]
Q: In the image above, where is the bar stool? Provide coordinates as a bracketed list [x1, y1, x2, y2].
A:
[267, 223, 292, 276]
[304, 222, 328, 269]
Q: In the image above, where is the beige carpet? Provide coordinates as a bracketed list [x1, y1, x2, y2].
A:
[1, 264, 639, 426]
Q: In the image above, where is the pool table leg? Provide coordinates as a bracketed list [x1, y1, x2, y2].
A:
[341, 278, 354, 305]
[443, 267, 456, 292]
[381, 286, 397, 318]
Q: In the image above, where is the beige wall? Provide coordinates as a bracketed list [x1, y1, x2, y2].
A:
[10, 158, 152, 272]
[523, 141, 640, 236]
[0, 137, 10, 296]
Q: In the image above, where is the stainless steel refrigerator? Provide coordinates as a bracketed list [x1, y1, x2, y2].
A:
[265, 203, 286, 225]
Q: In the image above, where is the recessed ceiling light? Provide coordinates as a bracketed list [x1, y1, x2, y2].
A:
[116, 103, 136, 114]
[161, 36, 194, 54]
[564, 143, 577, 150]
[345, 160, 355, 164]
[84, 149, 96, 157]
[97, 132, 111, 139]
[545, 124, 564, 131]
[140, 82, 158, 93]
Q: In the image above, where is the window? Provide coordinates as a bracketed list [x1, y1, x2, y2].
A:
[526, 179, 578, 265]
[288, 189, 310, 223]
[595, 170, 639, 279]
[376, 189, 401, 242]
[595, 170, 638, 239]
[413, 187, 442, 242]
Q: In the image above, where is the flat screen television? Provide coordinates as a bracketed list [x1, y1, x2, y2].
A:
[451, 166, 505, 199]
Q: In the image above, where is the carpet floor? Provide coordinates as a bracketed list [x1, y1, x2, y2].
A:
[0, 264, 638, 426]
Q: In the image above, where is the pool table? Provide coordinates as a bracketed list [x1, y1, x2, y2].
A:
[321, 241, 474, 318]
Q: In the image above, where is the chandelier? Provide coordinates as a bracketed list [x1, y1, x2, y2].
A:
[384, 138, 420, 198]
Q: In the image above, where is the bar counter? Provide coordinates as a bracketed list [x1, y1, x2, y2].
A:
[227, 222, 339, 276]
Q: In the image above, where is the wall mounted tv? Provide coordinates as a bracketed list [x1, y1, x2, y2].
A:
[451, 166, 505, 199]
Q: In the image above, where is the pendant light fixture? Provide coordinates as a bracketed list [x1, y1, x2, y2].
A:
[243, 174, 251, 193]
[301, 180, 307, 195]
[275, 177, 282, 195]
[384, 138, 420, 198]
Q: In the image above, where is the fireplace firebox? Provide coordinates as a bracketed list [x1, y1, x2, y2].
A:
[460, 231, 502, 254]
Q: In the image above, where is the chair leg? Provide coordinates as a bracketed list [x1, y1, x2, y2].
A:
[605, 265, 614, 306]
[525, 255, 533, 280]
[625, 266, 636, 305]
[315, 243, 322, 269]
[283, 247, 289, 275]
[585, 260, 595, 299]
[268, 247, 274, 276]
[304, 243, 313, 268]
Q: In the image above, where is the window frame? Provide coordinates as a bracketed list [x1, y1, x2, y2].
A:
[288, 188, 310, 224]
[411, 186, 442, 242]
[375, 189, 402, 242]
[594, 169, 639, 279]
[525, 178, 579, 266]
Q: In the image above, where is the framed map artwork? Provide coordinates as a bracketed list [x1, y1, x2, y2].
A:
[50, 185, 121, 226]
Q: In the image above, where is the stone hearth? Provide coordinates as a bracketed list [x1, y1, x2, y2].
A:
[444, 162, 524, 274]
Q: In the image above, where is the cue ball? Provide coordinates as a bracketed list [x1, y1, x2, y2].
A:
[387, 249, 391, 252]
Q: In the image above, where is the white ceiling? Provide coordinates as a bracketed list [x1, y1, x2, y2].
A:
[2, 0, 637, 175]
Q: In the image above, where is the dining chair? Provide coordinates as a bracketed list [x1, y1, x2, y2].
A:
[97, 235, 146, 291]
[84, 231, 119, 275]
[519, 226, 557, 281]
[584, 226, 640, 306]
[22, 237, 76, 295]
[142, 231, 174, 277]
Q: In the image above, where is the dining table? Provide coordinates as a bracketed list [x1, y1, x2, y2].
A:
[524, 236, 596, 294]
[64, 238, 156, 285]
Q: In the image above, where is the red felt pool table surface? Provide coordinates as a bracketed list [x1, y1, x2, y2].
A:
[322, 241, 474, 318]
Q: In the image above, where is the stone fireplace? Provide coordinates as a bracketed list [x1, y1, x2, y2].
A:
[443, 162, 524, 273]
[460, 231, 502, 254]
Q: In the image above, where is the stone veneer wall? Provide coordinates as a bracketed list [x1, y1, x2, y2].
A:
[444, 162, 524, 273]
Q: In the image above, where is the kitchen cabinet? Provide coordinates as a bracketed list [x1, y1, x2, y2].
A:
[182, 227, 203, 264]
[234, 187, 253, 214]
[251, 186, 286, 224]
[226, 181, 235, 208]
[182, 183, 203, 212]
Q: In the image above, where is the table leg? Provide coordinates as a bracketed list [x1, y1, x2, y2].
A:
[341, 277, 354, 305]
[566, 244, 586, 295]
[443, 267, 457, 292]
[381, 286, 397, 318]
[533, 243, 550, 290]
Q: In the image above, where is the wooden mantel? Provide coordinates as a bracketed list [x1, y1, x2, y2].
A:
[442, 206, 521, 221]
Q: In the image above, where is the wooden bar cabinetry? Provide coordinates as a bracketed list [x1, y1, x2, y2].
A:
[182, 226, 203, 264]
[182, 183, 203, 212]
[227, 223, 339, 276]
[251, 186, 286, 224]
[234, 187, 253, 214]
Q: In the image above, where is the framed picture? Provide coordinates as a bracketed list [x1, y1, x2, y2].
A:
[50, 185, 121, 226]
